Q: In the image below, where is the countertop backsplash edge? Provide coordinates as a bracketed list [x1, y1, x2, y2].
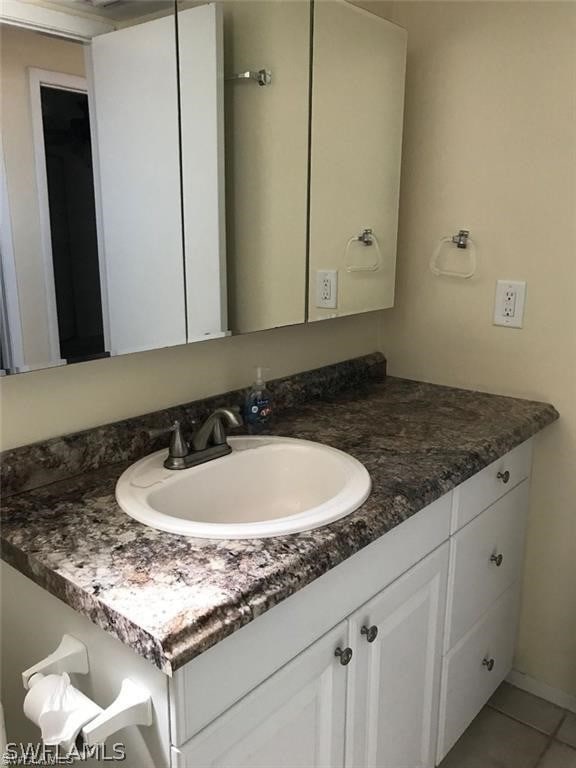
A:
[0, 352, 386, 498]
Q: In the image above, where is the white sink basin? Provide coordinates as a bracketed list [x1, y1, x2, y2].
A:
[115, 436, 371, 539]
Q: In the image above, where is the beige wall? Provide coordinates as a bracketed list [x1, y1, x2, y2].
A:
[378, 1, 576, 697]
[1, 25, 86, 367]
[0, 312, 380, 449]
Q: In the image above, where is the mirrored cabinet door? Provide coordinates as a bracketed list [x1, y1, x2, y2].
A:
[1, 22, 108, 372]
[0, 1, 228, 373]
[308, 1, 407, 321]
[220, 0, 310, 335]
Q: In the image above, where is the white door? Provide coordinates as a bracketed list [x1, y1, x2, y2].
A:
[89, 14, 186, 356]
[345, 544, 449, 768]
[173, 621, 349, 768]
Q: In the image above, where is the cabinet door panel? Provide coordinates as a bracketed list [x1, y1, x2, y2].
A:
[346, 544, 449, 768]
[174, 622, 348, 768]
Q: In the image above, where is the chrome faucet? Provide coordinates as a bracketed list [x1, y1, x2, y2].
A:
[164, 407, 243, 470]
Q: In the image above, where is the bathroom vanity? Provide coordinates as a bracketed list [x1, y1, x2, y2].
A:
[0, 0, 565, 763]
[1, 356, 558, 767]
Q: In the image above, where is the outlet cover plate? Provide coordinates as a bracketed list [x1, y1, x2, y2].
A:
[316, 270, 338, 309]
[494, 280, 526, 328]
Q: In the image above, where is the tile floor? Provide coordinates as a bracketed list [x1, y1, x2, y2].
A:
[439, 682, 576, 768]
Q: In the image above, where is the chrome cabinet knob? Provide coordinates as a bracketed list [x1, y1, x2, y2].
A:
[490, 553, 504, 567]
[334, 647, 353, 666]
[482, 657, 495, 671]
[497, 470, 510, 484]
[360, 625, 378, 643]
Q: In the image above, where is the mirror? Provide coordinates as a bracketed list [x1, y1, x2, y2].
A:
[308, 1, 406, 321]
[219, 0, 310, 334]
[0, 0, 406, 376]
[1, 21, 111, 373]
[0, 0, 227, 373]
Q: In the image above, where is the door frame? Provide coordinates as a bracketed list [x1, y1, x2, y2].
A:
[0, 146, 26, 373]
[28, 68, 90, 368]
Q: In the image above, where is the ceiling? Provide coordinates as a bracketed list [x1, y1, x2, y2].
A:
[38, 0, 174, 23]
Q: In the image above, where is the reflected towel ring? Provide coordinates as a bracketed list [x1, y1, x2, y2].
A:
[345, 229, 383, 273]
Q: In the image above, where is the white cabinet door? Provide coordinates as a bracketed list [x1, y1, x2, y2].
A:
[345, 544, 449, 768]
[173, 621, 348, 768]
[89, 16, 186, 357]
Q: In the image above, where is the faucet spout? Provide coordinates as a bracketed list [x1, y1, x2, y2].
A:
[192, 407, 243, 452]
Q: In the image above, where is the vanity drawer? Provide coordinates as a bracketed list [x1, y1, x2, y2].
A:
[437, 582, 520, 763]
[451, 440, 532, 532]
[446, 480, 529, 650]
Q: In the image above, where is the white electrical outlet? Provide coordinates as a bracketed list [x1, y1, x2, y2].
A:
[316, 270, 338, 309]
[494, 280, 526, 328]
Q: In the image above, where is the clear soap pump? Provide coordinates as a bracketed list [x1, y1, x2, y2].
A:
[244, 367, 273, 432]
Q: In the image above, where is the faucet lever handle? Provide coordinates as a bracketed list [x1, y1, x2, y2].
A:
[169, 420, 188, 458]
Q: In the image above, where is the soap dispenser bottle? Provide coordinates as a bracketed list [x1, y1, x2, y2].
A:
[244, 367, 273, 432]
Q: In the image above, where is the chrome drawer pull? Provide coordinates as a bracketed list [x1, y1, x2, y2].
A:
[334, 647, 353, 666]
[497, 470, 510, 484]
[490, 553, 504, 567]
[482, 657, 495, 671]
[360, 625, 378, 643]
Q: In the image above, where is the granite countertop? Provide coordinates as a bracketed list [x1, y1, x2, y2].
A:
[0, 374, 558, 675]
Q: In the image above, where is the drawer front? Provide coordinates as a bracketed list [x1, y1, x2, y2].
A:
[446, 480, 529, 649]
[452, 440, 532, 532]
[437, 583, 520, 763]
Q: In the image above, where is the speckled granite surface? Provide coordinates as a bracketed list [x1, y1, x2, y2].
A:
[0, 366, 558, 675]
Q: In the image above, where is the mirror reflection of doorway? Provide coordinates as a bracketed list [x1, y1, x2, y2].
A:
[39, 84, 107, 364]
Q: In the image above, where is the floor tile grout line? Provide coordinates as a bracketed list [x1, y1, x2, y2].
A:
[534, 710, 569, 768]
[555, 712, 576, 749]
[483, 704, 567, 768]
[534, 736, 555, 768]
[486, 702, 567, 739]
[439, 700, 576, 767]
[484, 702, 573, 768]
